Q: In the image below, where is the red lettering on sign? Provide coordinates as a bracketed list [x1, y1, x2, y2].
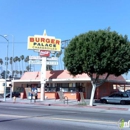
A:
[51, 39, 55, 44]
[46, 38, 50, 43]
[30, 38, 34, 42]
[41, 38, 45, 42]
[56, 40, 60, 44]
[35, 38, 39, 42]
[29, 37, 60, 45]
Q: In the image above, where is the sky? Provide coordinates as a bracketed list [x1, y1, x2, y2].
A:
[0, 0, 130, 79]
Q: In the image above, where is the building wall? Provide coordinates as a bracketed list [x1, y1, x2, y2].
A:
[95, 82, 113, 99]
[0, 79, 5, 94]
[0, 79, 11, 94]
[86, 82, 92, 99]
[13, 82, 25, 92]
[13, 81, 118, 100]
[82, 82, 114, 99]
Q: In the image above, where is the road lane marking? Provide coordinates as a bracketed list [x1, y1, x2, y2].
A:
[0, 114, 117, 125]
[37, 116, 117, 125]
[0, 114, 28, 118]
[45, 117, 117, 125]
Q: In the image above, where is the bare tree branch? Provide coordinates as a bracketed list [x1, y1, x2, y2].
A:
[96, 73, 110, 87]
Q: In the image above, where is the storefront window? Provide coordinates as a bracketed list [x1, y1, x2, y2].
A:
[43, 82, 85, 92]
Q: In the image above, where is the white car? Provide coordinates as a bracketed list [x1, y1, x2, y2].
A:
[100, 92, 130, 105]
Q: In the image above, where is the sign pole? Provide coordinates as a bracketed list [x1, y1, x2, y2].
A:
[27, 30, 61, 101]
[40, 57, 46, 101]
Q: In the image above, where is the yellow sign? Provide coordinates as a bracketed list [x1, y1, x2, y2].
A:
[27, 36, 61, 52]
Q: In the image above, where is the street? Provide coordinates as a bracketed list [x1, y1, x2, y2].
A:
[0, 102, 130, 130]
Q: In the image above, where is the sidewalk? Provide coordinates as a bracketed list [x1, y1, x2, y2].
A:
[1, 98, 130, 111]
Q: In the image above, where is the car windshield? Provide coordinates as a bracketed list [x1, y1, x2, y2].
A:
[109, 92, 129, 97]
[109, 94, 116, 97]
[121, 93, 128, 97]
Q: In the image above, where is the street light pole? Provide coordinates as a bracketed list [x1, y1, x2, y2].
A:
[4, 35, 14, 99]
[0, 35, 9, 101]
[4, 35, 14, 78]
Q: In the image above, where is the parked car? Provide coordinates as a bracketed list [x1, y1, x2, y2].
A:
[125, 90, 130, 95]
[6, 92, 20, 98]
[100, 92, 130, 105]
[110, 89, 123, 95]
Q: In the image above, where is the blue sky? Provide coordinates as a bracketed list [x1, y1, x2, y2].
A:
[0, 0, 130, 79]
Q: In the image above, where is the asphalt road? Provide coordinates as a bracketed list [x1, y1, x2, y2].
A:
[0, 103, 130, 130]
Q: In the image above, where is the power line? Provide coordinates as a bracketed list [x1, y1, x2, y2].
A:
[0, 42, 27, 44]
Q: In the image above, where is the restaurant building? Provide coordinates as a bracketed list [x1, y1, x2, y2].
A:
[12, 70, 126, 100]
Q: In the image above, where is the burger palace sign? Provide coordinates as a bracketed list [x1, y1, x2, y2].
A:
[27, 34, 61, 52]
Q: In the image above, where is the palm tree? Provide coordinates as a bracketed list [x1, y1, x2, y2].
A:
[16, 56, 19, 70]
[5, 57, 9, 61]
[17, 57, 21, 77]
[15, 70, 19, 75]
[26, 65, 30, 71]
[14, 70, 19, 77]
[51, 50, 62, 70]
[0, 58, 3, 75]
[5, 57, 9, 70]
[12, 70, 15, 77]
[25, 56, 30, 71]
[10, 57, 13, 77]
[56, 50, 62, 57]
[46, 65, 53, 71]
[17, 58, 21, 71]
[20, 55, 24, 74]
[0, 58, 3, 67]
[13, 56, 17, 70]
[7, 70, 10, 78]
[13, 56, 19, 77]
[0, 58, 3, 65]
[1, 70, 5, 79]
[25, 56, 29, 62]
[19, 70, 22, 76]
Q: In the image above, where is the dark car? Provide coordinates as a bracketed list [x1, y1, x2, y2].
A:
[100, 92, 130, 105]
[6, 92, 20, 98]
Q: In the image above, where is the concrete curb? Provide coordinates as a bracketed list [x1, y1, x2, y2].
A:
[2, 101, 129, 111]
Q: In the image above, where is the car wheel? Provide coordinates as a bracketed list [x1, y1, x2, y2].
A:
[102, 99, 107, 104]
[120, 100, 125, 105]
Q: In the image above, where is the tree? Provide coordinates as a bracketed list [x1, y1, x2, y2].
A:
[19, 70, 22, 76]
[1, 70, 8, 79]
[5, 57, 9, 67]
[63, 29, 130, 106]
[26, 65, 30, 71]
[46, 65, 53, 70]
[20, 55, 24, 74]
[12, 70, 15, 77]
[0, 58, 3, 65]
[13, 56, 18, 70]
[25, 56, 30, 72]
[17, 58, 21, 72]
[0, 58, 3, 75]
[56, 50, 62, 57]
[10, 57, 13, 76]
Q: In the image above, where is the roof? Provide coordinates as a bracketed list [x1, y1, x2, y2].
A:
[96, 74, 126, 83]
[19, 70, 126, 84]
